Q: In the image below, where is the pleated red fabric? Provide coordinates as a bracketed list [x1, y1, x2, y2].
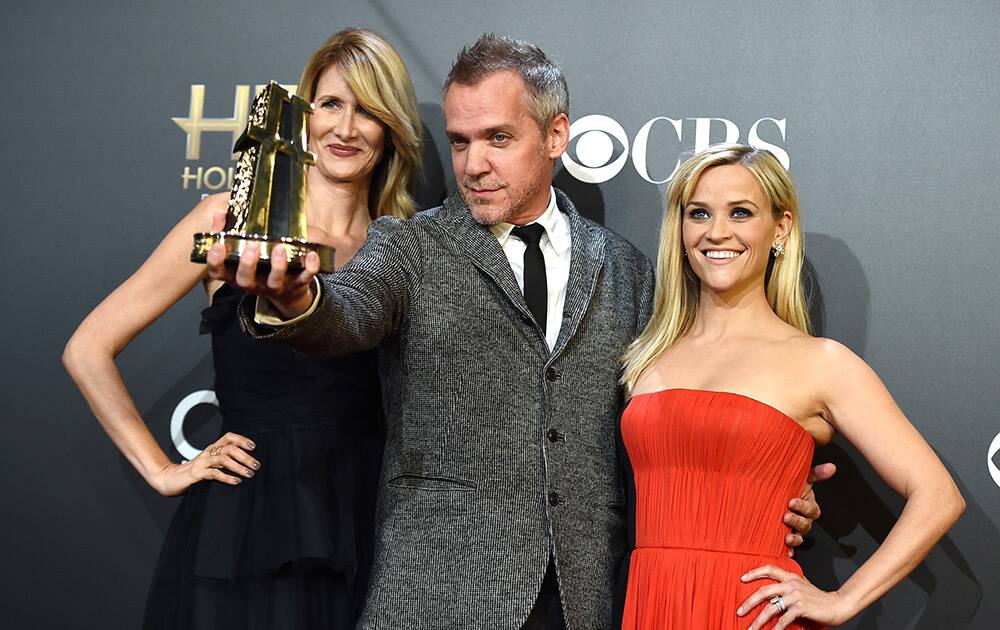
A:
[621, 389, 824, 630]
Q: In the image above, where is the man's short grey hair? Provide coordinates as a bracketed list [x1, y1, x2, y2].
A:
[443, 33, 569, 132]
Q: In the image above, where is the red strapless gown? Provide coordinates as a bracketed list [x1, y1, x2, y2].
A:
[621, 389, 823, 630]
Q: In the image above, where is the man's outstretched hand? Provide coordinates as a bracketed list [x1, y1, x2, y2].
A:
[205, 208, 319, 320]
[783, 462, 837, 554]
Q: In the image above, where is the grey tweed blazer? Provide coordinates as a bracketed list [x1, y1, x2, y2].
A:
[241, 190, 654, 629]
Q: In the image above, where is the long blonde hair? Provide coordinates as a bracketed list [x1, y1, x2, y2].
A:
[298, 28, 422, 219]
[621, 144, 811, 393]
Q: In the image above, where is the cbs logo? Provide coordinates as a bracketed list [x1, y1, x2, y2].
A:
[989, 430, 1000, 489]
[170, 390, 219, 461]
[561, 114, 790, 184]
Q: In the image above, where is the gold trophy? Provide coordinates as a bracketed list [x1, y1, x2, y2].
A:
[191, 82, 333, 272]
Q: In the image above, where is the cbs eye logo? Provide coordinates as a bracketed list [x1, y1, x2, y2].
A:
[989, 430, 1000, 489]
[561, 115, 631, 184]
[170, 390, 219, 461]
[561, 114, 790, 184]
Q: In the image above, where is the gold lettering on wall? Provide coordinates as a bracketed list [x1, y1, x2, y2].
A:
[173, 85, 250, 161]
[175, 84, 298, 190]
[180, 166, 235, 190]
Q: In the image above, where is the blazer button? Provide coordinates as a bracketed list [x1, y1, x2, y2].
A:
[548, 491, 561, 506]
[545, 367, 558, 381]
[547, 428, 561, 443]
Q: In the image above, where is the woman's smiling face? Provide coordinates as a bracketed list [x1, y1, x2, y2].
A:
[682, 164, 790, 297]
[308, 64, 386, 186]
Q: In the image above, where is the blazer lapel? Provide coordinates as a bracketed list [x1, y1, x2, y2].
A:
[433, 193, 536, 322]
[552, 190, 606, 357]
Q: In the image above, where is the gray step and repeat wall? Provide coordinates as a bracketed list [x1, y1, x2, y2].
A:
[4, 1, 998, 628]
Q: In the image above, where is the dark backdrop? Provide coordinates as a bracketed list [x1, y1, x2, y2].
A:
[3, 1, 998, 627]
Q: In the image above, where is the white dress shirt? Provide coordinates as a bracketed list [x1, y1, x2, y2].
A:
[489, 188, 572, 350]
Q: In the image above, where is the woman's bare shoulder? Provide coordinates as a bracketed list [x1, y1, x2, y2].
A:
[803, 336, 861, 362]
[784, 336, 876, 390]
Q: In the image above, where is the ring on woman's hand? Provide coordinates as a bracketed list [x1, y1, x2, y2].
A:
[769, 595, 787, 613]
[208, 446, 222, 457]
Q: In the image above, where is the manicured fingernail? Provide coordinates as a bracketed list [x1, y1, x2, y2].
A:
[248, 441, 255, 449]
[741, 573, 748, 581]
[246, 469, 254, 477]
[737, 607, 744, 615]
[233, 478, 241, 484]
[251, 462, 260, 470]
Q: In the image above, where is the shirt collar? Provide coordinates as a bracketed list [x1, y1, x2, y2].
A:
[490, 187, 564, 246]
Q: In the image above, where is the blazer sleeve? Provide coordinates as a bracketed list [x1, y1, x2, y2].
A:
[237, 215, 423, 357]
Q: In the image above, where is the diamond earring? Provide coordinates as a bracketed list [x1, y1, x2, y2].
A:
[773, 242, 785, 257]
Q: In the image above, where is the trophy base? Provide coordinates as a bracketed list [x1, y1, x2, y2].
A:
[191, 232, 334, 273]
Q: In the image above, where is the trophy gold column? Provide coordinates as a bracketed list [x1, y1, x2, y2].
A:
[191, 82, 334, 272]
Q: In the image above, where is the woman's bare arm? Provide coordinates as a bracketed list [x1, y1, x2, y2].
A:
[63, 194, 258, 496]
[740, 339, 964, 628]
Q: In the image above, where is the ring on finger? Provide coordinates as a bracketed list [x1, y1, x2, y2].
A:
[208, 446, 222, 457]
[769, 595, 787, 613]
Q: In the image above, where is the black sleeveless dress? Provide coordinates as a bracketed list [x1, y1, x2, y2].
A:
[143, 285, 384, 629]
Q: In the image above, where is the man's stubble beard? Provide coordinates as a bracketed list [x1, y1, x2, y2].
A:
[465, 181, 543, 226]
[463, 147, 550, 227]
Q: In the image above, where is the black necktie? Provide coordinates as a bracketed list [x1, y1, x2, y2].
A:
[511, 223, 547, 332]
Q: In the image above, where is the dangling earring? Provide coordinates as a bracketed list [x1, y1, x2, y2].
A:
[772, 242, 785, 257]
[683, 249, 688, 258]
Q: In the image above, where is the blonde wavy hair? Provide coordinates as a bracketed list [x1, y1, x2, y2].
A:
[298, 28, 422, 219]
[622, 144, 811, 393]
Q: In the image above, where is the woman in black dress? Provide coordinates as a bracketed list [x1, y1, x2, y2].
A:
[63, 28, 422, 629]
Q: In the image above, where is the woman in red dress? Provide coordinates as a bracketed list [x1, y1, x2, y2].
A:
[619, 144, 964, 629]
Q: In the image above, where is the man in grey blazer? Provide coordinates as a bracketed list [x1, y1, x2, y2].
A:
[208, 33, 820, 630]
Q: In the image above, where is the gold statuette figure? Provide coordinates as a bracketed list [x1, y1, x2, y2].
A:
[191, 82, 333, 272]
